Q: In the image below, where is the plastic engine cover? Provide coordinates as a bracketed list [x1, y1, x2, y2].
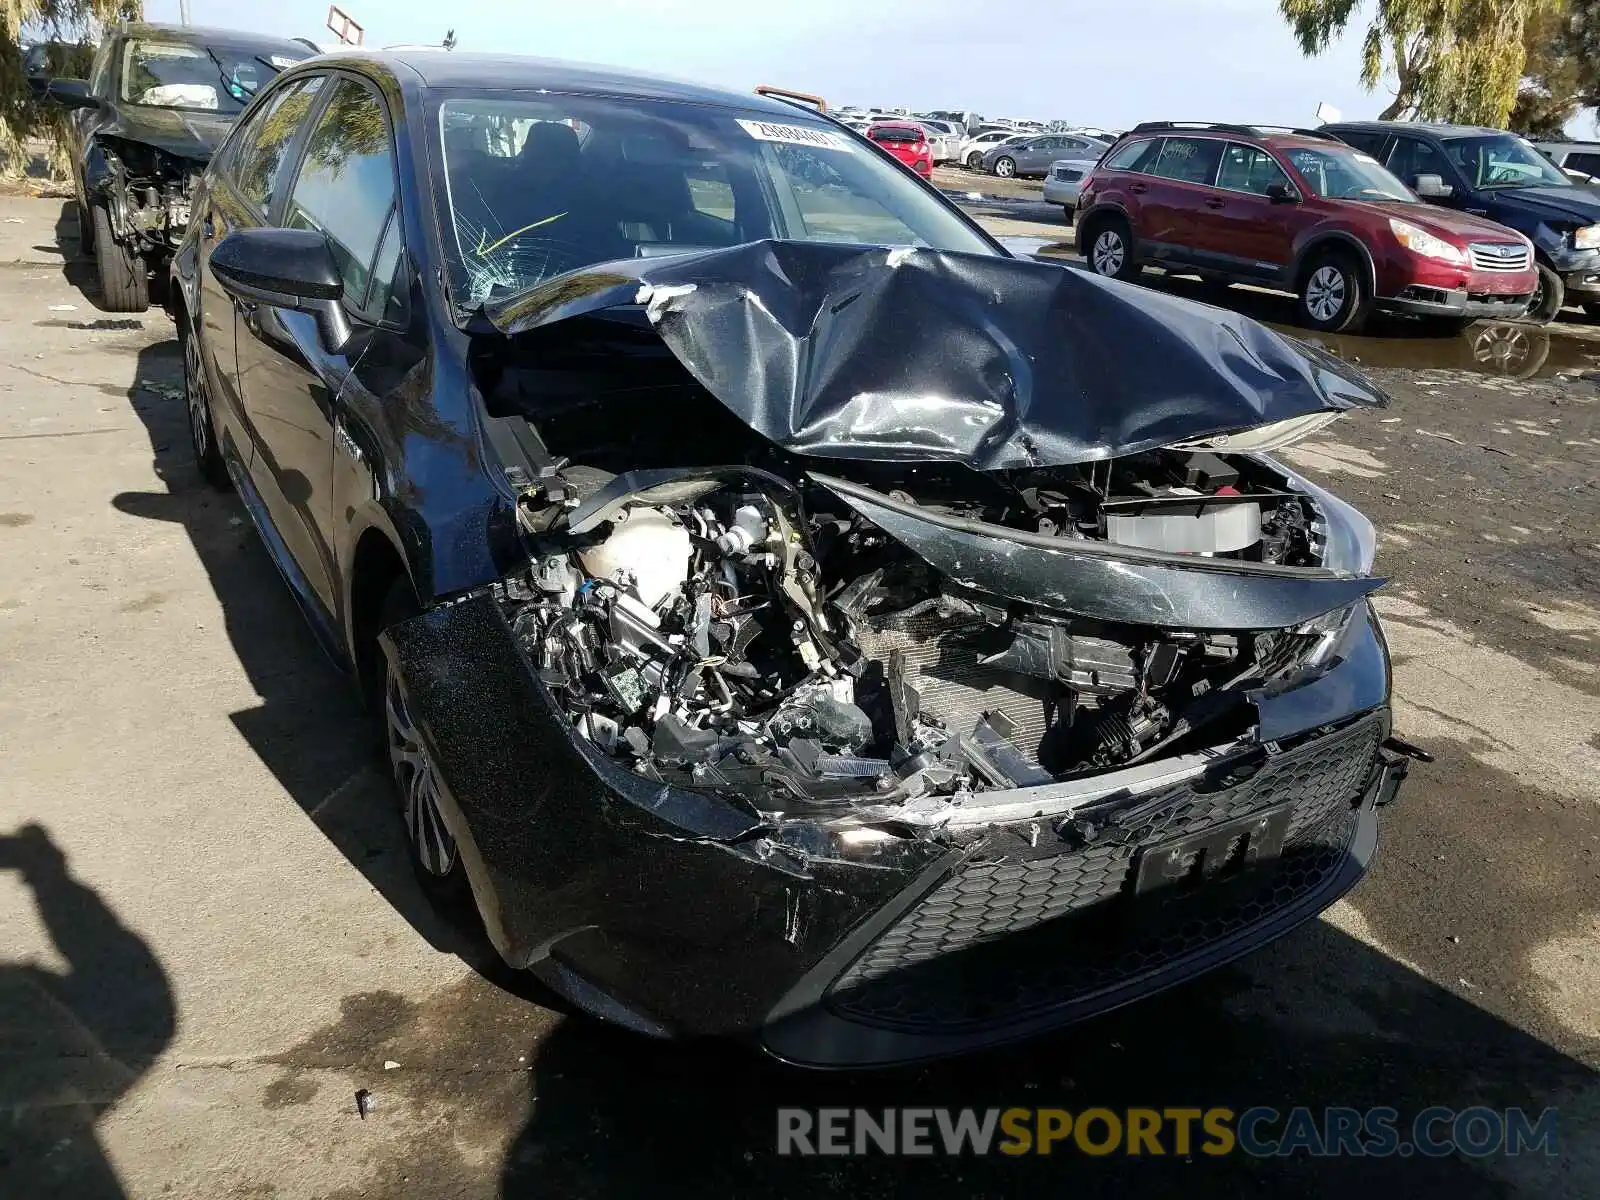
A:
[1105, 503, 1261, 555]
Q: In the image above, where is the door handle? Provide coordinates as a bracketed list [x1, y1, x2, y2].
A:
[1130, 182, 1148, 194]
[1204, 198, 1226, 209]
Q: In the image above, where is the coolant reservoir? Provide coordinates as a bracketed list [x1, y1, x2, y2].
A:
[577, 507, 692, 608]
[1105, 503, 1261, 555]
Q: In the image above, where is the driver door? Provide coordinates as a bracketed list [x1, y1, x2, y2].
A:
[233, 75, 400, 625]
[1385, 136, 1468, 210]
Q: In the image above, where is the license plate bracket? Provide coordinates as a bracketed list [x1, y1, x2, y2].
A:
[1133, 802, 1294, 896]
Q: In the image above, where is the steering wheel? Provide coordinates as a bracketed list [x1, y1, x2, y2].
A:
[1485, 164, 1523, 185]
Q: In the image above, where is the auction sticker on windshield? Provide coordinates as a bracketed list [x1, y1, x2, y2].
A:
[736, 119, 854, 152]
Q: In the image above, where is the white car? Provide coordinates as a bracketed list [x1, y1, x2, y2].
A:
[957, 130, 1029, 170]
[913, 118, 962, 163]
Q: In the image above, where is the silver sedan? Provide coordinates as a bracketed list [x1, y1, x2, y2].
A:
[1041, 146, 1110, 216]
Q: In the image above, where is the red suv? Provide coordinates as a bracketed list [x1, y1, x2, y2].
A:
[866, 121, 933, 179]
[1075, 122, 1537, 333]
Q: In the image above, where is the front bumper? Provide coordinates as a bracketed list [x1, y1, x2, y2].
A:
[1378, 284, 1533, 318]
[1042, 175, 1085, 205]
[1550, 246, 1600, 298]
[382, 593, 1399, 1066]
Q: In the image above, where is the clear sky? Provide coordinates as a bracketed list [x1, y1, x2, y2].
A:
[141, 0, 1402, 129]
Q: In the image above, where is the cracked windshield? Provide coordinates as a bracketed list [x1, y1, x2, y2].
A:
[434, 96, 991, 307]
[120, 38, 308, 113]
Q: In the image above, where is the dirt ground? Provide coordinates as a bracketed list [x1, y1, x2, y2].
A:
[0, 193, 1596, 1199]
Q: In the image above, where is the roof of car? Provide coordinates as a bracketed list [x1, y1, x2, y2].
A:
[118, 21, 313, 54]
[301, 50, 824, 119]
[1325, 120, 1508, 139]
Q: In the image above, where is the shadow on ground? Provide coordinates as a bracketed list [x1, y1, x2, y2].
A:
[107, 338, 494, 974]
[0, 824, 174, 1200]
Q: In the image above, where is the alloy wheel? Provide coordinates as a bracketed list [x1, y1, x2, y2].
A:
[386, 669, 457, 877]
[995, 157, 1015, 178]
[1091, 230, 1125, 277]
[184, 328, 211, 463]
[1305, 265, 1347, 323]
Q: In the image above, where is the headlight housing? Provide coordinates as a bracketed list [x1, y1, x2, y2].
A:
[1389, 218, 1468, 265]
[1266, 456, 1378, 654]
[1573, 224, 1600, 250]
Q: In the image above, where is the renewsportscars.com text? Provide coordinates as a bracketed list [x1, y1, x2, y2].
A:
[776, 1105, 1559, 1158]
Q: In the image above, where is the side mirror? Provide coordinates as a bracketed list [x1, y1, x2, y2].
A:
[44, 78, 98, 111]
[1265, 182, 1299, 204]
[1414, 173, 1454, 199]
[210, 228, 352, 353]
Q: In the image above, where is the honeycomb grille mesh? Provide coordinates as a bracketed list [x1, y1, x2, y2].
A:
[827, 712, 1383, 1032]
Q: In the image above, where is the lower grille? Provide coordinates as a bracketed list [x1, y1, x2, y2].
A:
[827, 711, 1383, 1032]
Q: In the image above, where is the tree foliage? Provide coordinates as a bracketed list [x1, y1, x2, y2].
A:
[1279, 0, 1557, 125]
[1510, 0, 1599, 135]
[1, 0, 139, 176]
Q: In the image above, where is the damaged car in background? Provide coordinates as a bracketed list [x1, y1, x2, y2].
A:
[173, 52, 1416, 1067]
[44, 21, 314, 312]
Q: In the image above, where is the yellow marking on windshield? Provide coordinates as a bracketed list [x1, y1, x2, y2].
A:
[474, 212, 568, 256]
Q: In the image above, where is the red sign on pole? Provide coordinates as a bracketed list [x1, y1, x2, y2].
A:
[327, 5, 365, 45]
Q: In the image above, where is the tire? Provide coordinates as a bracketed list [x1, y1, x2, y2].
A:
[1061, 204, 1075, 222]
[76, 191, 94, 253]
[1296, 251, 1372, 333]
[91, 204, 148, 313]
[1083, 216, 1140, 282]
[380, 581, 473, 914]
[1522, 262, 1564, 324]
[181, 315, 229, 489]
[993, 156, 1016, 178]
[965, 151, 984, 170]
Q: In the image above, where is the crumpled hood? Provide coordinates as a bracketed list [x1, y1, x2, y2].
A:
[1490, 184, 1600, 226]
[98, 104, 233, 162]
[486, 239, 1389, 470]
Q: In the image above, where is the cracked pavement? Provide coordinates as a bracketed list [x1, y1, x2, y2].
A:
[0, 194, 1595, 1198]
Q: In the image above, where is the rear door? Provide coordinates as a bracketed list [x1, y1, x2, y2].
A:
[1189, 141, 1298, 278]
[234, 74, 400, 623]
[1137, 135, 1227, 266]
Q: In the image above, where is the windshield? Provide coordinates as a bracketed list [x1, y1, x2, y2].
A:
[120, 39, 307, 113]
[1283, 145, 1415, 201]
[1444, 134, 1571, 189]
[432, 94, 994, 310]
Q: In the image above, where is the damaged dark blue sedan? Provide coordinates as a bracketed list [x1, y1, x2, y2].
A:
[171, 50, 1413, 1067]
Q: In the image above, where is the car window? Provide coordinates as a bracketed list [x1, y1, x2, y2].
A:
[1285, 145, 1414, 201]
[230, 76, 324, 215]
[282, 78, 397, 316]
[1216, 143, 1292, 195]
[365, 209, 410, 326]
[1102, 137, 1157, 171]
[1442, 134, 1571, 189]
[1147, 136, 1226, 185]
[1384, 137, 1450, 188]
[1566, 151, 1600, 177]
[119, 37, 308, 115]
[1332, 130, 1389, 158]
[433, 95, 992, 309]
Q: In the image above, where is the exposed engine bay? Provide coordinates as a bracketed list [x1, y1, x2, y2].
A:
[501, 450, 1340, 812]
[89, 138, 198, 253]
